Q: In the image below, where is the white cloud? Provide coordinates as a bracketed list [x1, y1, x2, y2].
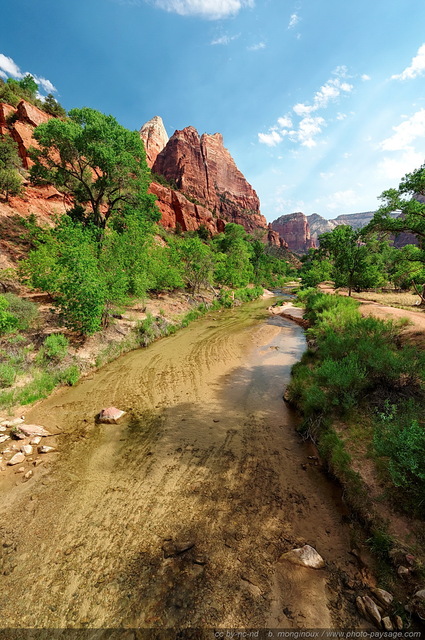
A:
[153, 0, 254, 19]
[378, 148, 424, 181]
[391, 43, 425, 81]
[211, 34, 239, 45]
[0, 53, 23, 78]
[0, 52, 57, 94]
[292, 73, 353, 117]
[320, 172, 335, 180]
[292, 116, 325, 147]
[361, 74, 371, 81]
[380, 109, 425, 151]
[336, 112, 347, 121]
[247, 42, 265, 51]
[277, 115, 292, 129]
[258, 130, 283, 147]
[288, 13, 299, 29]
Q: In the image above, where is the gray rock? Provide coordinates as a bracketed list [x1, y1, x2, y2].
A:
[7, 452, 25, 466]
[279, 544, 325, 569]
[371, 587, 393, 608]
[363, 595, 382, 627]
[19, 424, 50, 437]
[397, 565, 410, 576]
[38, 445, 55, 454]
[21, 444, 33, 456]
[381, 617, 393, 631]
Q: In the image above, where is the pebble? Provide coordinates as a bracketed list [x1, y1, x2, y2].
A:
[7, 452, 25, 466]
[38, 446, 55, 454]
[23, 470, 33, 481]
[393, 615, 403, 630]
[21, 445, 33, 456]
[30, 436, 42, 445]
[0, 435, 10, 444]
[397, 565, 410, 576]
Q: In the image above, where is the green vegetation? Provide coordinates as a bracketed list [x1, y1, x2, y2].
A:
[0, 75, 67, 118]
[0, 136, 22, 200]
[288, 290, 425, 516]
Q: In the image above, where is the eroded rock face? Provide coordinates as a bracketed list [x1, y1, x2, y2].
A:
[153, 126, 262, 225]
[0, 100, 52, 168]
[271, 212, 315, 254]
[139, 116, 169, 169]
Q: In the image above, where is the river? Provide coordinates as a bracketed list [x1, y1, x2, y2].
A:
[0, 298, 364, 629]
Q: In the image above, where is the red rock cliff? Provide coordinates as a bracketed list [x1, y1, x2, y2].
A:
[271, 212, 315, 254]
[149, 124, 287, 247]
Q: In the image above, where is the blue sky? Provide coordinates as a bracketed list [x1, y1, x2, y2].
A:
[1, 0, 425, 221]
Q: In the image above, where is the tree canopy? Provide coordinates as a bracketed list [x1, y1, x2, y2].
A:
[29, 107, 159, 231]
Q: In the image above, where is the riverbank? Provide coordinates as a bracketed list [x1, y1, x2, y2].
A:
[0, 285, 267, 421]
[0, 295, 370, 629]
[283, 289, 425, 628]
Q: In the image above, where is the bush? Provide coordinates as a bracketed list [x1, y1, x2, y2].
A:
[0, 363, 16, 388]
[57, 365, 80, 386]
[0, 296, 19, 335]
[39, 334, 69, 362]
[2, 293, 38, 330]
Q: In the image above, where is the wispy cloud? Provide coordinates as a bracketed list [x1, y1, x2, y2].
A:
[0, 53, 57, 94]
[211, 33, 239, 45]
[293, 68, 353, 116]
[247, 42, 266, 51]
[152, 0, 254, 19]
[258, 67, 353, 149]
[288, 13, 299, 29]
[391, 43, 425, 81]
[379, 108, 425, 151]
[361, 74, 371, 81]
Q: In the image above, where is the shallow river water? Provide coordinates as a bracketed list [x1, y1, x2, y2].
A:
[0, 299, 365, 630]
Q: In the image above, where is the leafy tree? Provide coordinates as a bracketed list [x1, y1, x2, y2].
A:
[319, 226, 386, 295]
[176, 236, 216, 293]
[366, 164, 425, 304]
[17, 74, 38, 101]
[212, 223, 254, 287]
[300, 248, 333, 288]
[0, 136, 22, 200]
[42, 93, 67, 118]
[29, 107, 159, 233]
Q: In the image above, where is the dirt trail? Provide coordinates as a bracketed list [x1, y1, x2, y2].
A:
[318, 284, 425, 347]
[0, 300, 364, 629]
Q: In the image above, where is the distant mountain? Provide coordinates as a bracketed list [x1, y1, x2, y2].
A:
[307, 211, 377, 243]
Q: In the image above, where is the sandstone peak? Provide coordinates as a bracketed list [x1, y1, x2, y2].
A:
[271, 212, 315, 254]
[139, 115, 169, 169]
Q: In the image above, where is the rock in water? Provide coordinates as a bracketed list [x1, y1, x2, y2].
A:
[97, 407, 126, 424]
[8, 452, 25, 466]
[279, 544, 325, 569]
[19, 424, 50, 437]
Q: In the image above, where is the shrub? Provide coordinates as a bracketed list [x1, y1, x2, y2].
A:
[58, 365, 80, 386]
[0, 363, 16, 388]
[2, 293, 38, 330]
[39, 334, 69, 362]
[0, 296, 19, 335]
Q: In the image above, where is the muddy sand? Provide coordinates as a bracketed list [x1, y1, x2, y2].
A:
[0, 300, 366, 629]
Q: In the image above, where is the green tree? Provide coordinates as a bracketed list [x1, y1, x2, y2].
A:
[300, 249, 333, 288]
[0, 136, 22, 200]
[176, 236, 216, 293]
[29, 107, 159, 233]
[42, 93, 67, 118]
[212, 223, 254, 287]
[319, 226, 385, 296]
[366, 164, 425, 304]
